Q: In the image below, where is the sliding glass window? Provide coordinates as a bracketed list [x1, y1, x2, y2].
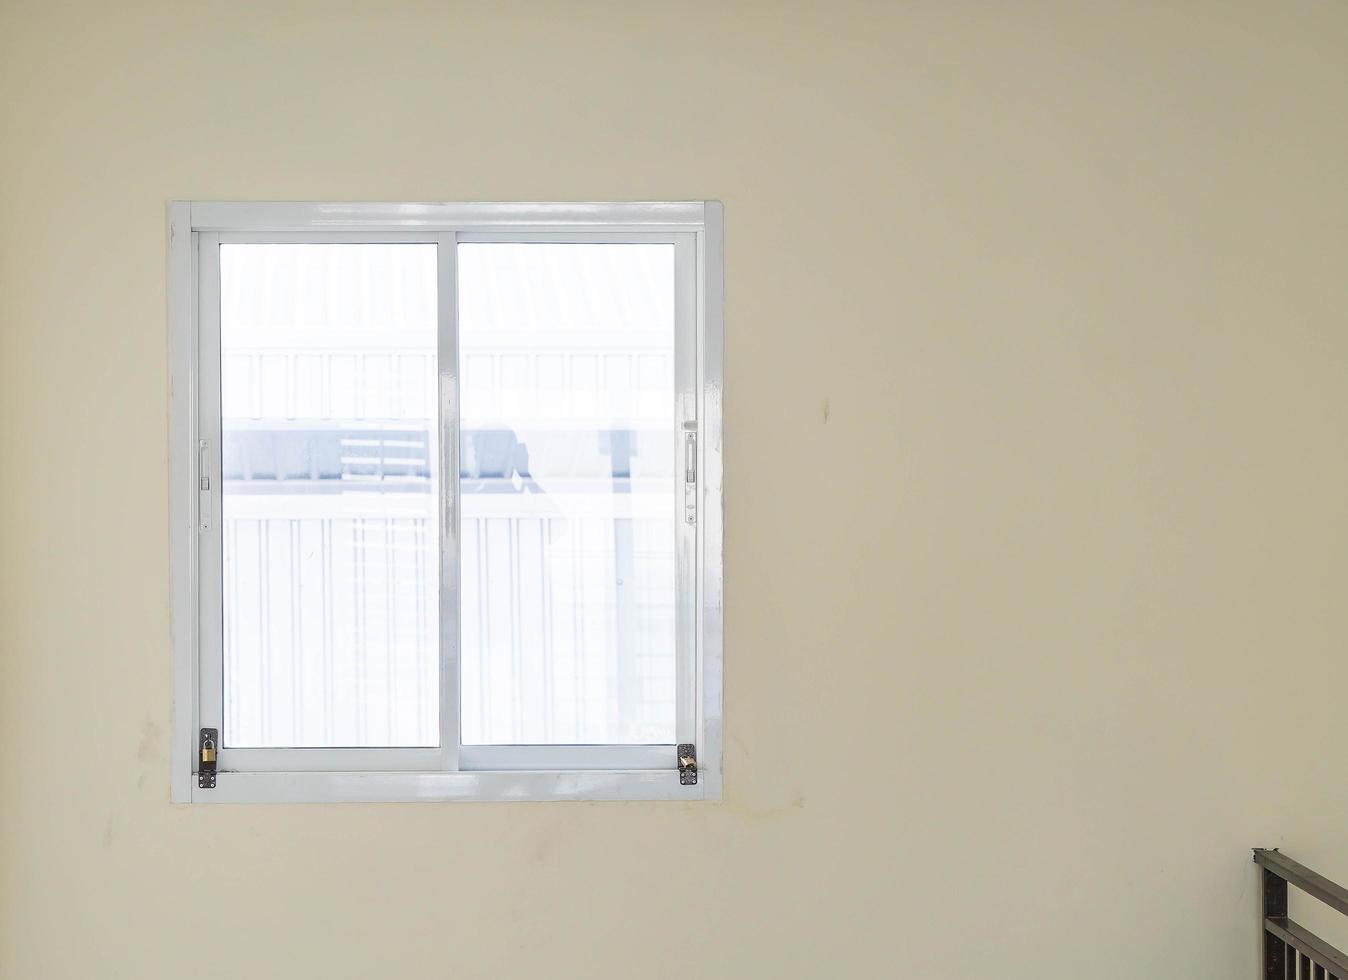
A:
[177, 205, 719, 802]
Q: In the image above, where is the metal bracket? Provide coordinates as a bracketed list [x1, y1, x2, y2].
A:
[198, 728, 218, 789]
[678, 743, 698, 785]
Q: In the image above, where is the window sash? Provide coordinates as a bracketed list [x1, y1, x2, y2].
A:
[187, 217, 709, 789]
[455, 232, 699, 753]
[198, 230, 457, 774]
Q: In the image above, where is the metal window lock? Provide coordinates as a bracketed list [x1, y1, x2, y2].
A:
[678, 743, 698, 785]
[198, 728, 218, 789]
[197, 439, 211, 530]
[683, 421, 697, 525]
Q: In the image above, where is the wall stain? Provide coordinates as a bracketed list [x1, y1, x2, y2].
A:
[726, 792, 806, 822]
[822, 398, 831, 423]
[136, 717, 161, 764]
[136, 717, 162, 791]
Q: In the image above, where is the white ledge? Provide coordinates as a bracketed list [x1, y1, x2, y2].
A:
[189, 769, 715, 804]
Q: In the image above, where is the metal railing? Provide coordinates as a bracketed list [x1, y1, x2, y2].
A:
[1256, 849, 1348, 979]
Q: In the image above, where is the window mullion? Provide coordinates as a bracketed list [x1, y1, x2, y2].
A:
[437, 231, 462, 771]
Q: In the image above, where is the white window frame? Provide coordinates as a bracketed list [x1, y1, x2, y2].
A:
[169, 202, 724, 803]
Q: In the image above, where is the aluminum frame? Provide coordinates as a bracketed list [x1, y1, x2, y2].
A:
[168, 202, 724, 803]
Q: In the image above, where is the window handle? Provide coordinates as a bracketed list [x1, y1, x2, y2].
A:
[197, 438, 211, 531]
[683, 425, 697, 525]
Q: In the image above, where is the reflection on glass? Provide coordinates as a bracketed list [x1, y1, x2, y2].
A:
[459, 243, 677, 745]
[220, 243, 438, 747]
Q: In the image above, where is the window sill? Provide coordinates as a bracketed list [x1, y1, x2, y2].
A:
[178, 769, 719, 804]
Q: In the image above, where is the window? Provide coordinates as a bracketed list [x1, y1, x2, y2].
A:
[170, 203, 723, 802]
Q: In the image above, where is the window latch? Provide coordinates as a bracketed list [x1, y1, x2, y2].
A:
[678, 743, 698, 785]
[683, 423, 697, 526]
[197, 439, 211, 531]
[198, 728, 218, 789]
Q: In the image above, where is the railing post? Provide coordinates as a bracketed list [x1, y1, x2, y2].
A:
[1266, 865, 1289, 979]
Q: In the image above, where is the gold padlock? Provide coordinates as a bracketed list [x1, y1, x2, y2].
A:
[200, 739, 216, 765]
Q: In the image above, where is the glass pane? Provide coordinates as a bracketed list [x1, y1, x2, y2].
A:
[459, 243, 676, 745]
[220, 243, 438, 747]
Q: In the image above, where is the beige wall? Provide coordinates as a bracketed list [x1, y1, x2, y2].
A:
[2, 1, 1347, 976]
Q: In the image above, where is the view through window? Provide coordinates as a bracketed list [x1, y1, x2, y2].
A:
[218, 241, 677, 748]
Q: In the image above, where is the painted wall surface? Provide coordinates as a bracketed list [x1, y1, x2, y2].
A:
[2, 2, 1346, 977]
